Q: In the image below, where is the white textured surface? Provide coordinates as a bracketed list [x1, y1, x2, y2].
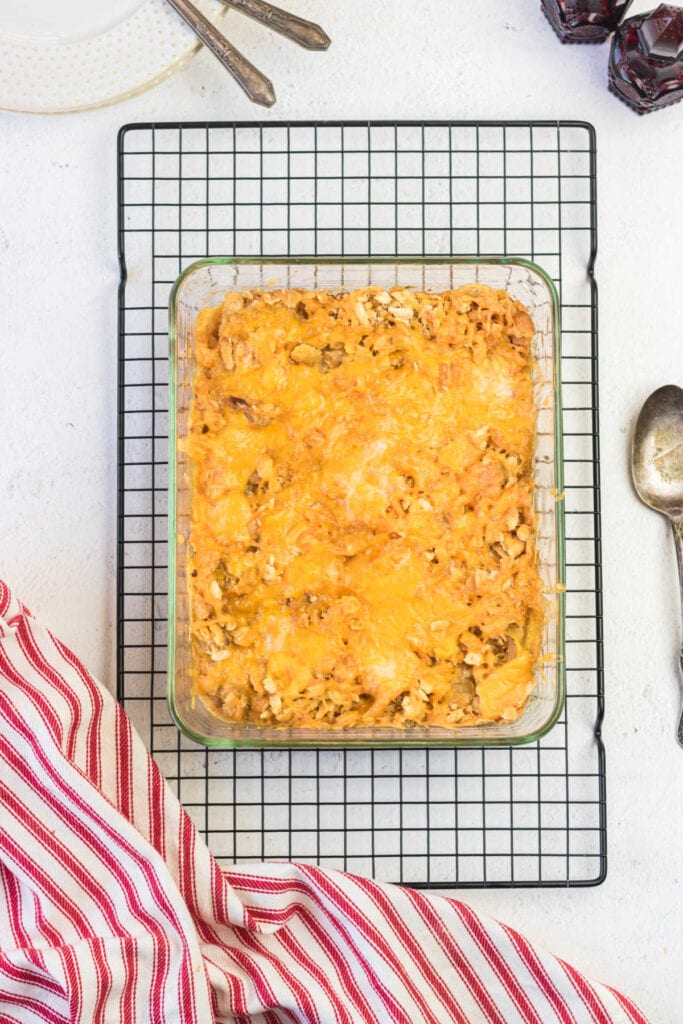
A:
[0, 1, 681, 1020]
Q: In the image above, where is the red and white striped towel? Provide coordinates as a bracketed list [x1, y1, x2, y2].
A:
[0, 579, 648, 1024]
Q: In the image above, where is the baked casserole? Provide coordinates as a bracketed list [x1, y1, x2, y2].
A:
[185, 283, 543, 730]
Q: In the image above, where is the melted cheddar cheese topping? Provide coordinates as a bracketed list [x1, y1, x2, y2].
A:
[186, 284, 543, 729]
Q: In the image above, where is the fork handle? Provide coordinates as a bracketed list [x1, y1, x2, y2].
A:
[165, 0, 276, 106]
[223, 0, 330, 49]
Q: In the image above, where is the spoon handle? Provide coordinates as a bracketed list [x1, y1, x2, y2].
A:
[165, 0, 276, 107]
[674, 517, 683, 747]
[222, 0, 330, 50]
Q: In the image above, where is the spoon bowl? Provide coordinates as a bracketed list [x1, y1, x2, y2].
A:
[631, 384, 683, 746]
[632, 384, 683, 517]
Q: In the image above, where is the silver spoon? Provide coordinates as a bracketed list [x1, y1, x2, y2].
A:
[220, 0, 330, 50]
[165, 0, 276, 106]
[632, 384, 683, 746]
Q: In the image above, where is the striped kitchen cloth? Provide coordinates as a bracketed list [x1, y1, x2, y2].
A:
[0, 579, 648, 1024]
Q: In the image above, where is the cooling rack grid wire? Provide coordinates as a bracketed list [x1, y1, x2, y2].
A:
[118, 121, 605, 888]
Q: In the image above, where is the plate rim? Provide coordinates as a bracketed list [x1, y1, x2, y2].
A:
[0, 2, 226, 115]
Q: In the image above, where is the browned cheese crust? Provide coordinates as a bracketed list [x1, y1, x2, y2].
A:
[186, 284, 543, 730]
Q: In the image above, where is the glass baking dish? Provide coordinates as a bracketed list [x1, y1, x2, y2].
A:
[168, 257, 565, 748]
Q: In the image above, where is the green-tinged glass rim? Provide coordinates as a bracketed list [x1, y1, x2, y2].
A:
[168, 255, 565, 749]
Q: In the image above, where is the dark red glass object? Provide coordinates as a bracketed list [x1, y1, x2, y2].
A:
[609, 4, 683, 112]
[541, 0, 633, 42]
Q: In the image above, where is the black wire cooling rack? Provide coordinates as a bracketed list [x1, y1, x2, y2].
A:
[117, 121, 605, 888]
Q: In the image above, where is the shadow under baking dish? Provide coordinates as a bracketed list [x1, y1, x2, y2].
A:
[168, 256, 565, 749]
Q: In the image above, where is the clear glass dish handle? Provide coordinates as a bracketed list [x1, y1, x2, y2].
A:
[675, 517, 683, 747]
[164, 0, 276, 106]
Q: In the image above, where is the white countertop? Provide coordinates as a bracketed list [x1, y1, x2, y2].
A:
[1, 1, 682, 1020]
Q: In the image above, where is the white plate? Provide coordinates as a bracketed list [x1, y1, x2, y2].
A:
[0, 0, 226, 114]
